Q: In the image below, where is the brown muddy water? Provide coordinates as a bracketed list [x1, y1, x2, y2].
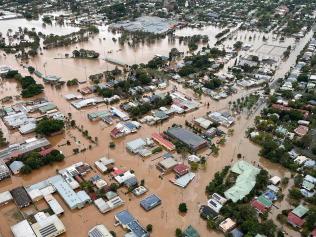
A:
[0, 16, 312, 237]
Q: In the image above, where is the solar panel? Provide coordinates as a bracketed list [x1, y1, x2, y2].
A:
[89, 228, 104, 237]
[39, 223, 57, 237]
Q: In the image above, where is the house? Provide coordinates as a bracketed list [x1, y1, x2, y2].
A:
[140, 194, 161, 211]
[183, 225, 200, 237]
[287, 205, 309, 228]
[230, 228, 244, 237]
[88, 225, 113, 237]
[157, 158, 178, 173]
[207, 198, 223, 213]
[171, 172, 196, 188]
[199, 205, 218, 220]
[165, 127, 208, 151]
[126, 138, 146, 153]
[219, 218, 236, 233]
[287, 212, 305, 228]
[173, 163, 189, 177]
[9, 161, 25, 174]
[115, 210, 149, 237]
[251, 199, 268, 214]
[208, 111, 235, 127]
[294, 125, 309, 137]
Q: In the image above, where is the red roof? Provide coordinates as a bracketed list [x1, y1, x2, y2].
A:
[111, 168, 125, 176]
[251, 199, 267, 213]
[288, 212, 305, 227]
[39, 148, 53, 157]
[152, 133, 175, 151]
[110, 127, 123, 138]
[173, 164, 189, 176]
[311, 228, 316, 237]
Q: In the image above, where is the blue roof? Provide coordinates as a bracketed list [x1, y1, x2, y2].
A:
[230, 228, 244, 237]
[115, 210, 149, 237]
[140, 194, 161, 211]
[124, 122, 137, 130]
[116, 210, 135, 225]
[127, 220, 148, 237]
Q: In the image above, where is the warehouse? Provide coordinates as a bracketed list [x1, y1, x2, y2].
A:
[10, 187, 32, 208]
[165, 127, 208, 151]
[31, 213, 66, 237]
[11, 220, 36, 237]
[0, 161, 10, 180]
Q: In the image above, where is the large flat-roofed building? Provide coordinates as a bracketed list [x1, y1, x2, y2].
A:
[10, 187, 32, 208]
[31, 213, 66, 237]
[52, 181, 84, 210]
[0, 137, 50, 162]
[165, 127, 208, 151]
[0, 161, 10, 180]
[11, 220, 36, 237]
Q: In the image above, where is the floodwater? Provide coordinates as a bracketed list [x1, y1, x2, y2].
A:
[0, 16, 313, 237]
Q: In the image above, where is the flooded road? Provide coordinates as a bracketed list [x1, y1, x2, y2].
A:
[0, 17, 313, 237]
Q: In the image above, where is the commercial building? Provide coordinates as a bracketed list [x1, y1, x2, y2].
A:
[156, 158, 178, 173]
[151, 133, 175, 151]
[11, 220, 36, 237]
[224, 161, 260, 203]
[10, 187, 32, 208]
[165, 127, 208, 151]
[53, 181, 84, 210]
[31, 213, 66, 237]
[0, 191, 13, 206]
[0, 161, 10, 180]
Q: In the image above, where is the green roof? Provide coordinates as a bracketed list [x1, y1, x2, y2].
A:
[39, 103, 57, 113]
[183, 225, 200, 237]
[224, 161, 261, 203]
[257, 195, 272, 207]
[302, 180, 315, 191]
[292, 205, 309, 218]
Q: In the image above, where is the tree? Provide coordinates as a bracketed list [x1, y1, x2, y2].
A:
[28, 66, 35, 74]
[20, 165, 32, 174]
[35, 118, 64, 136]
[178, 203, 188, 213]
[146, 224, 153, 232]
[175, 228, 183, 237]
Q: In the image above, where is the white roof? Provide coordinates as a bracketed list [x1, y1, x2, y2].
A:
[114, 171, 135, 184]
[269, 176, 281, 185]
[31, 214, 65, 237]
[11, 220, 36, 237]
[88, 225, 113, 237]
[0, 191, 13, 204]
